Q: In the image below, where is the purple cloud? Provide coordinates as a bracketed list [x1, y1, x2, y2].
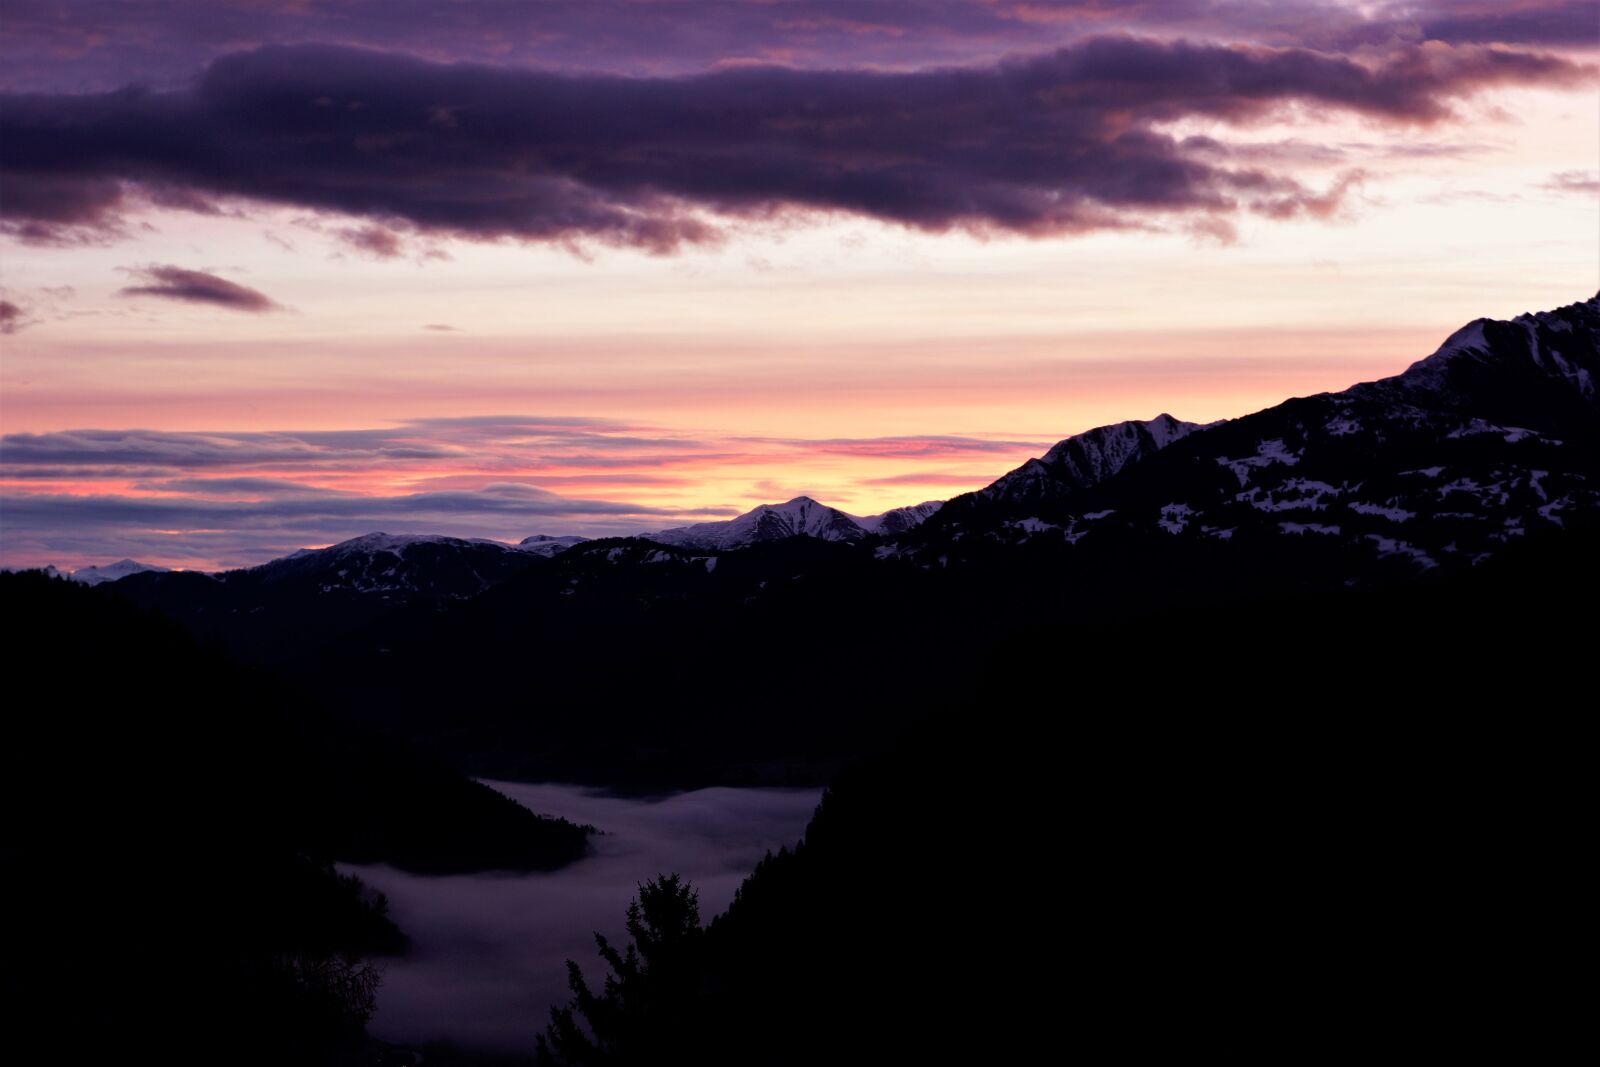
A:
[742, 434, 1057, 458]
[0, 483, 732, 571]
[3, 3, 1593, 95]
[1541, 169, 1600, 195]
[117, 265, 281, 312]
[335, 224, 405, 258]
[0, 299, 27, 334]
[2, 37, 1586, 250]
[1407, 1, 1600, 47]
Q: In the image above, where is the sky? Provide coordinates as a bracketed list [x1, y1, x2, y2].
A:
[1, 0, 1597, 570]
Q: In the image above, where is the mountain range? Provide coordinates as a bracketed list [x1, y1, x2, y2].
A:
[905, 293, 1598, 568]
[70, 293, 1599, 592]
[66, 291, 1599, 784]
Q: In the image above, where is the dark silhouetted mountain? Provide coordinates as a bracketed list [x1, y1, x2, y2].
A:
[863, 499, 944, 535]
[906, 292, 1600, 573]
[941, 412, 1207, 516]
[538, 525, 1596, 1064]
[1, 570, 591, 1065]
[267, 532, 552, 594]
[115, 531, 557, 660]
[103, 293, 1600, 790]
[520, 533, 592, 556]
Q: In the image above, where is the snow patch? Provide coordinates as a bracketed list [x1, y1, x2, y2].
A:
[1348, 503, 1415, 522]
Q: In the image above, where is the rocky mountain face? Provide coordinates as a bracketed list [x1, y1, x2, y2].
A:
[907, 293, 1600, 576]
[934, 413, 1208, 520]
[108, 532, 559, 661]
[90, 292, 1600, 698]
[519, 534, 592, 557]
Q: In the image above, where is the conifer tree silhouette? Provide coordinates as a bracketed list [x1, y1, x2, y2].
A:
[537, 873, 703, 1066]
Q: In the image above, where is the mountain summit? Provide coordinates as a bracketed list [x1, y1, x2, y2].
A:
[649, 496, 943, 550]
[934, 413, 1210, 520]
[911, 291, 1600, 570]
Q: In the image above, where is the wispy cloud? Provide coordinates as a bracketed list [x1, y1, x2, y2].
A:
[1540, 169, 1600, 195]
[117, 265, 281, 312]
[0, 417, 1042, 567]
[0, 299, 29, 334]
[741, 434, 1056, 459]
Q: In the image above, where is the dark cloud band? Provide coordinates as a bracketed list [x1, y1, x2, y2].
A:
[2, 36, 1586, 249]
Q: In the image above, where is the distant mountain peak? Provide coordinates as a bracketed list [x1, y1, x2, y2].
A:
[1350, 291, 1600, 422]
[648, 495, 943, 550]
[1036, 414, 1208, 478]
[960, 414, 1212, 513]
[316, 532, 474, 555]
[520, 534, 590, 545]
[71, 558, 169, 586]
[518, 533, 590, 558]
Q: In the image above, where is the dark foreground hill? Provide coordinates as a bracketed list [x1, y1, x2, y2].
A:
[0, 571, 591, 1065]
[98, 294, 1600, 791]
[537, 525, 1595, 1063]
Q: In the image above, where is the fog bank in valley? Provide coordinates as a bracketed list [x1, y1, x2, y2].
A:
[343, 782, 822, 1053]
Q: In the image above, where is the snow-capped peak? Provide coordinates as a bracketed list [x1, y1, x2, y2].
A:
[71, 559, 170, 586]
[517, 534, 591, 558]
[1037, 414, 1207, 484]
[296, 532, 474, 557]
[1361, 291, 1600, 410]
[968, 414, 1211, 509]
[857, 500, 945, 534]
[650, 497, 867, 550]
[645, 494, 944, 550]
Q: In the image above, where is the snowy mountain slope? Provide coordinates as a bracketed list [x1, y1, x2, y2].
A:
[518, 534, 592, 558]
[71, 559, 170, 586]
[860, 501, 944, 535]
[649, 496, 942, 550]
[104, 531, 558, 661]
[1037, 413, 1208, 484]
[912, 292, 1600, 576]
[1353, 294, 1599, 424]
[99, 292, 1600, 673]
[930, 414, 1211, 521]
[650, 497, 867, 549]
[256, 532, 545, 596]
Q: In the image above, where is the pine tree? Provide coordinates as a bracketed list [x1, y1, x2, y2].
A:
[537, 873, 703, 1066]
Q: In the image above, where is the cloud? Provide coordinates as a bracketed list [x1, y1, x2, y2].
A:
[2, 37, 1587, 250]
[0, 417, 1043, 567]
[3, 3, 1594, 96]
[0, 483, 729, 570]
[0, 483, 691, 524]
[0, 418, 730, 566]
[1406, 1, 1600, 47]
[859, 470, 1010, 487]
[117, 265, 281, 312]
[743, 434, 1057, 458]
[346, 782, 819, 1053]
[1540, 169, 1600, 195]
[133, 476, 358, 497]
[0, 299, 28, 334]
[0, 427, 453, 469]
[423, 323, 458, 331]
[335, 224, 405, 258]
